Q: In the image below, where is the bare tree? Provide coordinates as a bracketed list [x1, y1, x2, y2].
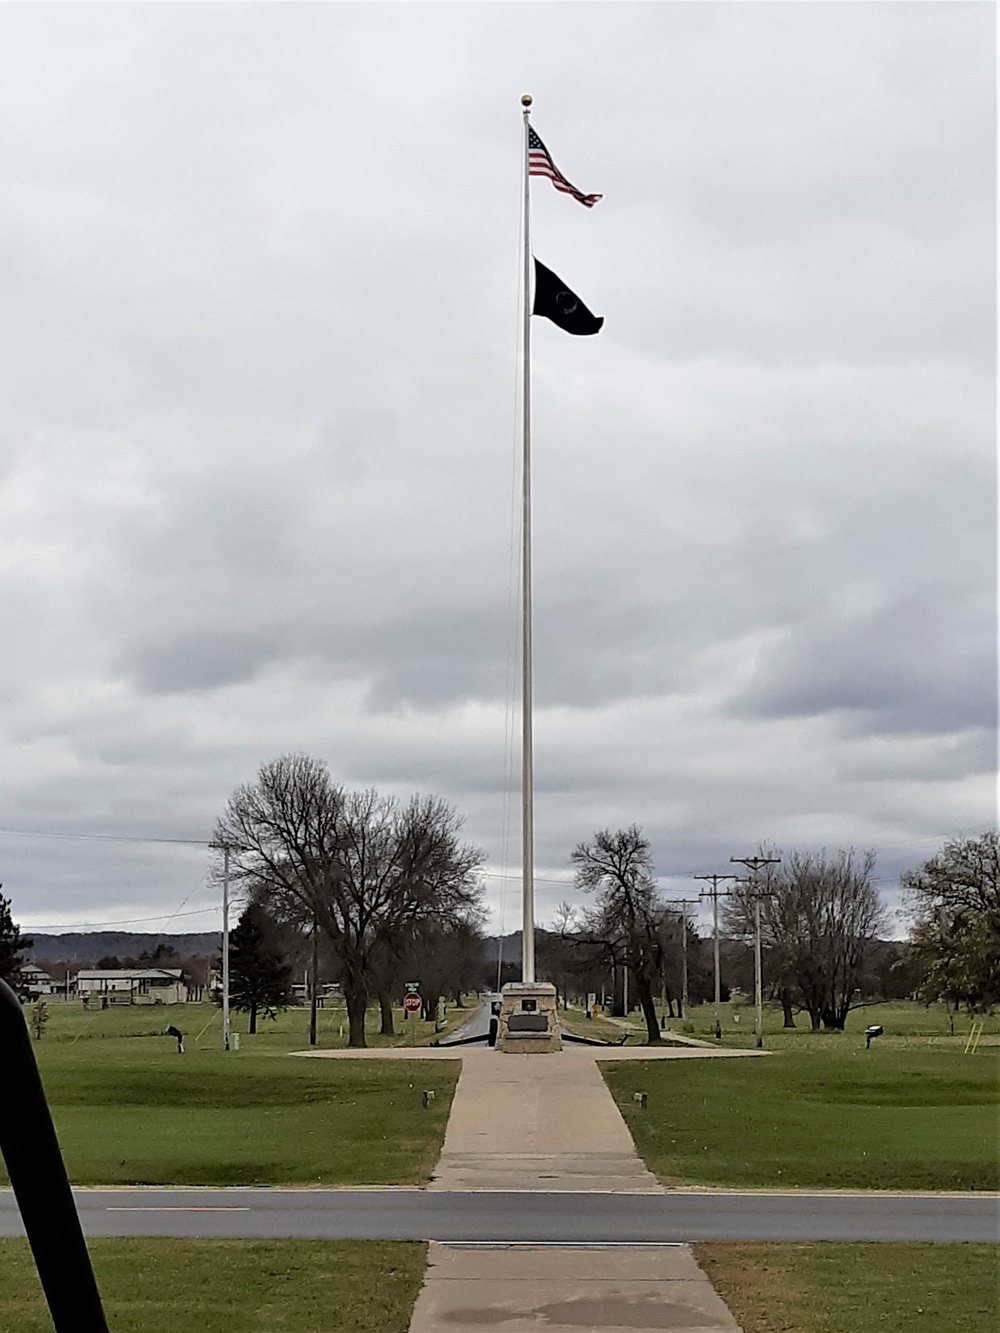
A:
[535, 905, 584, 1010]
[406, 916, 486, 1020]
[215, 755, 484, 1047]
[547, 903, 612, 1010]
[654, 908, 702, 1019]
[571, 826, 665, 1043]
[724, 848, 884, 1030]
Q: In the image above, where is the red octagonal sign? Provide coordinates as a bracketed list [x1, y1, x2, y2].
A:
[403, 994, 421, 1014]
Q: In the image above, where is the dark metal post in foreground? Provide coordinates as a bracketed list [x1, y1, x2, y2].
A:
[0, 976, 109, 1332]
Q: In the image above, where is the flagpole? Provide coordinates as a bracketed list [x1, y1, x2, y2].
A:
[520, 93, 535, 985]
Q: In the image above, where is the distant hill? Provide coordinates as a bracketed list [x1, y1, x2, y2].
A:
[482, 931, 522, 963]
[26, 931, 221, 965]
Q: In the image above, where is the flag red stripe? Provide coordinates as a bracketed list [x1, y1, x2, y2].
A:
[527, 130, 602, 208]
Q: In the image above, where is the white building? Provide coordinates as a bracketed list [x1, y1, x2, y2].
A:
[19, 964, 56, 997]
[76, 968, 188, 1005]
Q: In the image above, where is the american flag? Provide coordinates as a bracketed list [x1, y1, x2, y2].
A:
[528, 126, 602, 208]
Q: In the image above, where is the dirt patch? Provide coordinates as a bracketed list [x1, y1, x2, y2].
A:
[694, 1243, 806, 1333]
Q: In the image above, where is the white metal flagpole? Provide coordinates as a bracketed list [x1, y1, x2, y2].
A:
[221, 843, 231, 1051]
[520, 93, 535, 985]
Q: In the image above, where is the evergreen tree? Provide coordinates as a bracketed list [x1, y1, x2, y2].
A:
[139, 943, 180, 966]
[227, 903, 293, 1033]
[0, 888, 32, 997]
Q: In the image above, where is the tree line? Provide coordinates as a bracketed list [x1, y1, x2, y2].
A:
[0, 758, 995, 1035]
[530, 828, 999, 1033]
[537, 831, 887, 1037]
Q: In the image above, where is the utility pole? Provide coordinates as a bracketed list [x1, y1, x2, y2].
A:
[665, 899, 700, 1018]
[309, 915, 319, 1047]
[221, 844, 231, 1053]
[208, 838, 242, 1052]
[730, 856, 780, 1049]
[694, 874, 739, 1039]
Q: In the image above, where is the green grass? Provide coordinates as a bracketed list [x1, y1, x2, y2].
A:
[560, 1001, 707, 1046]
[36, 993, 472, 1051]
[603, 1044, 1000, 1190]
[695, 1243, 998, 1333]
[0, 1238, 426, 1333]
[584, 998, 1000, 1048]
[4, 1002, 460, 1186]
[680, 997, 999, 1045]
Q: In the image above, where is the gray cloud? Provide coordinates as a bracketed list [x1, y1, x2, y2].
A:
[735, 584, 995, 736]
[0, 3, 993, 936]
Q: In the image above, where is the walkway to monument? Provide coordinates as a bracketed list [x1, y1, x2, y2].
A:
[296, 1042, 760, 1194]
[407, 1241, 742, 1333]
[431, 1047, 662, 1192]
[297, 1036, 762, 1329]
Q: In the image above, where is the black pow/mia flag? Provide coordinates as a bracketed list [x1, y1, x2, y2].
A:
[532, 258, 603, 335]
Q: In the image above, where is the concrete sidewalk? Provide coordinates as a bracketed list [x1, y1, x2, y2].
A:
[407, 1242, 742, 1333]
[292, 1043, 761, 1063]
[295, 1041, 756, 1329]
[413, 1046, 750, 1328]
[293, 1043, 761, 1192]
[429, 1048, 662, 1192]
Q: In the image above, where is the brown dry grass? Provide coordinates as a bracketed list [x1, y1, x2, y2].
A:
[692, 1243, 998, 1333]
[695, 1243, 804, 1333]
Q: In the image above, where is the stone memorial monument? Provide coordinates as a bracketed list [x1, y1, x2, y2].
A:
[495, 981, 562, 1054]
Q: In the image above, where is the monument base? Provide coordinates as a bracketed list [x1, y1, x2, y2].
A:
[495, 981, 562, 1054]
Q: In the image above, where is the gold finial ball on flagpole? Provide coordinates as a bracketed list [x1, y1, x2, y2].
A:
[521, 94, 532, 107]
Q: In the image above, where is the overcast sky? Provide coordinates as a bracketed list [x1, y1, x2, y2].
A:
[0, 2, 994, 944]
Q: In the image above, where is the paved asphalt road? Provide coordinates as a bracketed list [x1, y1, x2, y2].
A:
[0, 1189, 994, 1243]
[437, 997, 627, 1050]
[436, 998, 494, 1044]
[5, 1003, 994, 1248]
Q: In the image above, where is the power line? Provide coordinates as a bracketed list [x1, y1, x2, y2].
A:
[20, 905, 221, 932]
[480, 871, 575, 887]
[0, 826, 211, 847]
[479, 870, 705, 887]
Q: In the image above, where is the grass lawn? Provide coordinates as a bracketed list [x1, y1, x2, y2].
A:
[695, 1242, 998, 1333]
[560, 1003, 697, 1046]
[2, 1002, 460, 1186]
[0, 1238, 426, 1333]
[36, 992, 474, 1052]
[580, 997, 1000, 1047]
[602, 1042, 999, 1191]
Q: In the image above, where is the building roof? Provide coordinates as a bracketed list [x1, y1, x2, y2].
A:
[76, 968, 183, 980]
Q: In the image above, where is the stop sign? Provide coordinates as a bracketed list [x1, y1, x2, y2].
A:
[403, 994, 421, 1015]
